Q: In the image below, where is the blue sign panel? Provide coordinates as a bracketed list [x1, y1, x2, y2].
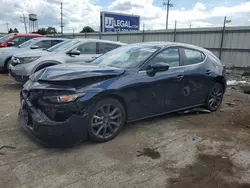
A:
[101, 12, 140, 32]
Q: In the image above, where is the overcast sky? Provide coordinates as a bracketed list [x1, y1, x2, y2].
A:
[0, 0, 250, 33]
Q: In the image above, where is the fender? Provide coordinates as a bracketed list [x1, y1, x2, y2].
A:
[35, 60, 62, 72]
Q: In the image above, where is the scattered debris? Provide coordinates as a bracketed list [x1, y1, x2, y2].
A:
[242, 71, 250, 76]
[225, 102, 236, 107]
[136, 148, 161, 159]
[222, 156, 229, 159]
[4, 113, 10, 117]
[227, 80, 247, 86]
[0, 145, 16, 155]
[232, 98, 242, 102]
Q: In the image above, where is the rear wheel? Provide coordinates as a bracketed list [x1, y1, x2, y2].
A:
[205, 83, 224, 112]
[87, 98, 125, 142]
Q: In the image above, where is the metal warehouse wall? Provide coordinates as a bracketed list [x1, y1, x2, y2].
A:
[49, 26, 250, 67]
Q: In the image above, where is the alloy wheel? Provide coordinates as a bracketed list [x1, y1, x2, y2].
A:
[208, 86, 223, 111]
[91, 104, 122, 139]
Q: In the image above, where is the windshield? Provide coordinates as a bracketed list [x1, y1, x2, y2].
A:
[47, 40, 79, 52]
[0, 34, 13, 43]
[18, 39, 35, 48]
[92, 45, 159, 68]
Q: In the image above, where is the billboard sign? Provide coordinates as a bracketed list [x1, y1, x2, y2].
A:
[100, 11, 140, 32]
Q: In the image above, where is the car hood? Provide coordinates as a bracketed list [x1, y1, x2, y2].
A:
[31, 64, 125, 82]
[14, 50, 55, 58]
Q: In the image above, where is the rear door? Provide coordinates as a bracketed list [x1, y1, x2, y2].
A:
[181, 48, 213, 106]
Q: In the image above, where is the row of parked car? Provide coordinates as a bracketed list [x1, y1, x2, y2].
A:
[0, 33, 125, 83]
[0, 33, 226, 145]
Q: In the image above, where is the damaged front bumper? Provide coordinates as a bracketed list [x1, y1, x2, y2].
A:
[19, 91, 88, 145]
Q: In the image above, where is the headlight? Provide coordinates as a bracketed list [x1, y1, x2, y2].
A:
[22, 56, 41, 64]
[0, 51, 4, 56]
[43, 93, 86, 103]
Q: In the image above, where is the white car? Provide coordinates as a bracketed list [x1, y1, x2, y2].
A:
[9, 39, 125, 83]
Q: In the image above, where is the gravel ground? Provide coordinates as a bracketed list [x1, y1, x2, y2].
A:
[1, 73, 250, 188]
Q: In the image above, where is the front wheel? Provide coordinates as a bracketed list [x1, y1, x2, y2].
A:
[205, 83, 224, 112]
[87, 98, 126, 142]
[6, 59, 12, 73]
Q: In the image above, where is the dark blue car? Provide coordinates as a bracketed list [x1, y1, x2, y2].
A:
[19, 42, 226, 144]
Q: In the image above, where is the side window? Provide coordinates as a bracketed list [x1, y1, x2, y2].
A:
[183, 48, 205, 65]
[26, 36, 36, 40]
[75, 42, 97, 54]
[35, 40, 52, 49]
[11, 37, 26, 45]
[149, 48, 180, 67]
[51, 40, 63, 46]
[98, 43, 120, 54]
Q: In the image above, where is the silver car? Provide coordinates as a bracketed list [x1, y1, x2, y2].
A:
[9, 39, 125, 83]
[0, 37, 68, 72]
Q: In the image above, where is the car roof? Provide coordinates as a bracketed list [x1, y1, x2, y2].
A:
[8, 33, 43, 37]
[71, 38, 126, 45]
[33, 37, 69, 41]
[126, 41, 207, 52]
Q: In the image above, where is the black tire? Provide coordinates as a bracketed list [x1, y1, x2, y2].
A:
[205, 83, 224, 112]
[87, 98, 126, 142]
[5, 59, 11, 73]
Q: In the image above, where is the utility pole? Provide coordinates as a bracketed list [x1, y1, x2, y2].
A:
[6, 22, 9, 33]
[219, 16, 227, 60]
[20, 14, 28, 33]
[60, 2, 64, 34]
[188, 22, 192, 28]
[163, 0, 173, 30]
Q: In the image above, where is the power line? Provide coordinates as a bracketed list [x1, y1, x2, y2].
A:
[163, 0, 174, 30]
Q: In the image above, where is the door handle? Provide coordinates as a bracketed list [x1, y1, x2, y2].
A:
[205, 70, 212, 75]
[175, 75, 184, 81]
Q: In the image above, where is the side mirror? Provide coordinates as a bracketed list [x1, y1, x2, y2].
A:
[7, 42, 14, 47]
[30, 45, 39, 49]
[68, 49, 80, 56]
[150, 62, 170, 72]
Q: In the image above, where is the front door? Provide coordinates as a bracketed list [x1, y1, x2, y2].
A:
[65, 42, 99, 64]
[127, 48, 185, 119]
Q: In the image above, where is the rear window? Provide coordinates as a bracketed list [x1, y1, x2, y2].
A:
[183, 48, 205, 65]
[98, 42, 121, 54]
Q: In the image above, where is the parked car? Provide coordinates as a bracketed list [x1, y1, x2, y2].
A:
[19, 42, 226, 144]
[0, 38, 68, 72]
[0, 33, 43, 48]
[9, 39, 125, 83]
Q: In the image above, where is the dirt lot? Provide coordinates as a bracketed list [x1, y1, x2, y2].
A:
[1, 73, 250, 188]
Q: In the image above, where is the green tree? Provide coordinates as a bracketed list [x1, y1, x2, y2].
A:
[46, 27, 57, 34]
[80, 26, 94, 33]
[36, 28, 47, 35]
[8, 28, 14, 33]
[13, 28, 19, 33]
